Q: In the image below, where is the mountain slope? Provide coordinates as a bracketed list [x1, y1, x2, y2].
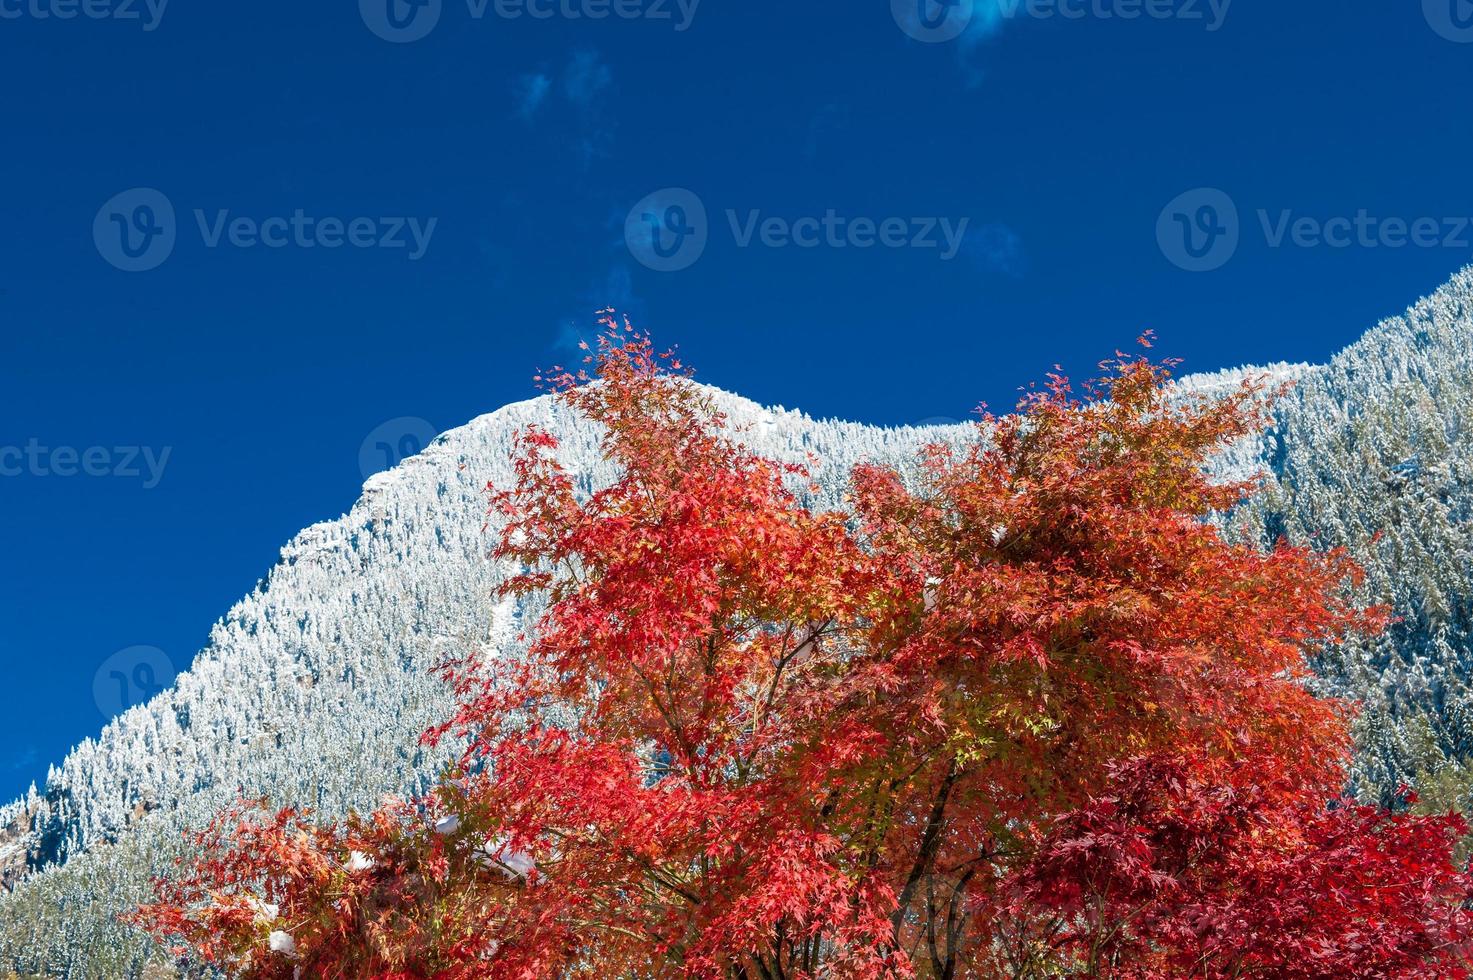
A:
[1214, 272, 1473, 805]
[4, 266, 1473, 976]
[0, 388, 979, 976]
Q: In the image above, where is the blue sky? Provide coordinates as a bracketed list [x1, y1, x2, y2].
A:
[3, 1, 1473, 800]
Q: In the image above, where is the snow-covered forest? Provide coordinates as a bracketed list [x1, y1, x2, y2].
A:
[2, 265, 1472, 977]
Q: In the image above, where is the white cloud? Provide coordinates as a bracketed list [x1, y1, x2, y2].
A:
[562, 49, 612, 109]
[513, 73, 552, 120]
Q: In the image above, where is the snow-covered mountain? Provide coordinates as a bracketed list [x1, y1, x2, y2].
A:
[3, 266, 1473, 977]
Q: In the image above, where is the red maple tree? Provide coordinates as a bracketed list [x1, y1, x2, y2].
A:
[130, 319, 1473, 978]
